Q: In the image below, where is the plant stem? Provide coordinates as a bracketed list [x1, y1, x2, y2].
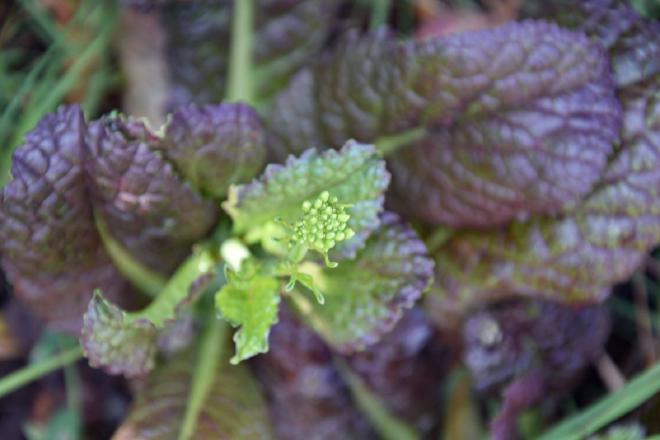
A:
[335, 357, 419, 440]
[227, 0, 254, 103]
[370, 0, 392, 30]
[0, 346, 83, 399]
[178, 317, 228, 440]
[96, 215, 167, 298]
[374, 127, 427, 156]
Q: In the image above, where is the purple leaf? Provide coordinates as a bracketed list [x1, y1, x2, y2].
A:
[84, 114, 218, 274]
[161, 103, 266, 199]
[269, 22, 621, 226]
[0, 106, 128, 333]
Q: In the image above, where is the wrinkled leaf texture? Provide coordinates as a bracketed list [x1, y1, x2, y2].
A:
[85, 114, 217, 274]
[0, 102, 262, 331]
[290, 212, 434, 353]
[224, 140, 390, 259]
[268, 14, 659, 309]
[113, 346, 274, 440]
[0, 106, 128, 332]
[431, 2, 660, 313]
[269, 21, 621, 227]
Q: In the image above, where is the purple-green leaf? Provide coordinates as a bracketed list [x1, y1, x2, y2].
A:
[113, 346, 275, 440]
[161, 103, 266, 199]
[289, 213, 433, 352]
[431, 75, 660, 311]
[0, 105, 128, 333]
[85, 114, 217, 274]
[269, 21, 621, 227]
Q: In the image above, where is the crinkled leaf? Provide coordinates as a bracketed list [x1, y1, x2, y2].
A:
[81, 248, 215, 376]
[161, 103, 266, 199]
[215, 274, 280, 364]
[269, 22, 621, 227]
[113, 347, 275, 440]
[223, 140, 389, 258]
[431, 76, 660, 311]
[85, 114, 217, 274]
[82, 291, 158, 377]
[163, 0, 341, 106]
[252, 306, 377, 440]
[290, 213, 433, 352]
[523, 0, 660, 88]
[0, 105, 127, 333]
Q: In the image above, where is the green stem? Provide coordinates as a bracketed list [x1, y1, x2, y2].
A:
[370, 0, 392, 30]
[0, 346, 83, 399]
[178, 318, 228, 440]
[125, 247, 216, 327]
[226, 0, 255, 103]
[335, 357, 419, 440]
[425, 226, 454, 253]
[539, 361, 660, 440]
[95, 215, 167, 297]
[374, 127, 427, 156]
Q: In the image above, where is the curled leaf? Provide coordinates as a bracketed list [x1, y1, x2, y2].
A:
[81, 248, 216, 376]
[290, 213, 434, 352]
[161, 103, 266, 199]
[85, 114, 218, 274]
[0, 105, 127, 333]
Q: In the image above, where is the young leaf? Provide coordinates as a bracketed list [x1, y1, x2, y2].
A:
[81, 248, 215, 376]
[81, 291, 158, 377]
[269, 22, 621, 227]
[113, 346, 275, 440]
[289, 213, 433, 352]
[223, 140, 389, 258]
[85, 114, 218, 275]
[161, 103, 266, 199]
[215, 271, 280, 364]
[0, 105, 127, 333]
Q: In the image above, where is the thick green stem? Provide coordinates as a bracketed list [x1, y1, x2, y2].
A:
[125, 247, 215, 327]
[178, 318, 228, 440]
[227, 0, 255, 104]
[0, 346, 83, 398]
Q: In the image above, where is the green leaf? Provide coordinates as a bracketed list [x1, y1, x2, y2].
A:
[538, 361, 660, 440]
[289, 213, 433, 352]
[215, 271, 280, 364]
[81, 248, 216, 376]
[113, 345, 275, 440]
[223, 140, 389, 258]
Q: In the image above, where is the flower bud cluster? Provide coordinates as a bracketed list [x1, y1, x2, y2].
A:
[291, 191, 354, 254]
